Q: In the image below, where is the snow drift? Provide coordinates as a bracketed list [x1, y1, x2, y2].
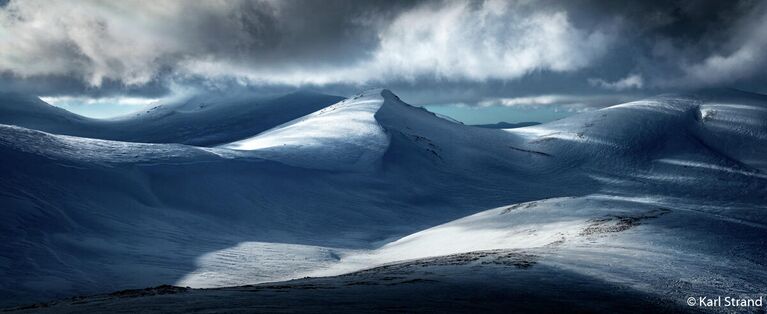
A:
[0, 89, 765, 310]
[0, 91, 343, 146]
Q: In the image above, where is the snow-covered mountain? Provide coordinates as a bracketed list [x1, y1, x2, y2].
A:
[1, 89, 765, 311]
[0, 91, 343, 146]
[473, 121, 540, 129]
[0, 92, 101, 135]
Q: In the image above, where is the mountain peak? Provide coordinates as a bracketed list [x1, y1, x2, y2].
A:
[353, 88, 399, 101]
[380, 89, 401, 101]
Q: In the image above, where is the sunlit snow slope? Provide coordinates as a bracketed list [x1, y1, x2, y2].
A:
[1, 89, 766, 311]
[0, 91, 343, 146]
[221, 91, 390, 170]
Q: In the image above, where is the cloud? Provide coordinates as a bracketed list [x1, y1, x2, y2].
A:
[0, 1, 286, 87]
[1, 0, 766, 101]
[40, 95, 161, 107]
[476, 94, 635, 109]
[367, 1, 612, 82]
[39, 95, 163, 118]
[0, 0, 614, 89]
[632, 0, 767, 90]
[588, 74, 644, 90]
[479, 95, 576, 107]
[177, 1, 617, 86]
[673, 2, 767, 87]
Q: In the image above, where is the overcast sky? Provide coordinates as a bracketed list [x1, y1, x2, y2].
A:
[1, 0, 766, 119]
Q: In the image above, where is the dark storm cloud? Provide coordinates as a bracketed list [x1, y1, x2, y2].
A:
[0, 73, 172, 98]
[0, 0, 766, 102]
[0, 0, 413, 94]
[578, 0, 767, 90]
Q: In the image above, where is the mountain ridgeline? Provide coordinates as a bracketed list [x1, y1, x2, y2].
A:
[0, 91, 344, 146]
[0, 89, 766, 311]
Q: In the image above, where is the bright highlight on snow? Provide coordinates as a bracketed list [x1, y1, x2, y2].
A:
[1, 87, 766, 313]
[1, 0, 767, 312]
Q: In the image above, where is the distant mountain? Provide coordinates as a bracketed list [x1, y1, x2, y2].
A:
[0, 92, 101, 134]
[1, 89, 766, 309]
[0, 91, 344, 146]
[472, 121, 540, 129]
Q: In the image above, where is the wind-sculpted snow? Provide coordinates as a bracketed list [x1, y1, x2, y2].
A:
[0, 91, 343, 146]
[1, 89, 766, 311]
[0, 125, 224, 164]
[304, 195, 767, 300]
[221, 90, 390, 171]
[220, 89, 552, 172]
[7, 250, 693, 313]
[693, 103, 767, 171]
[176, 242, 359, 288]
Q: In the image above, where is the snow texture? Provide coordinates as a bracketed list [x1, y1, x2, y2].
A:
[0, 88, 765, 311]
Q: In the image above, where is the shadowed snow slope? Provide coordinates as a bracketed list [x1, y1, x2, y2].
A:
[0, 91, 343, 146]
[221, 90, 391, 171]
[1, 89, 766, 311]
[220, 89, 565, 174]
[0, 92, 100, 135]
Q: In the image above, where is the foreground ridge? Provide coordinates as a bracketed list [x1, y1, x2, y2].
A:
[0, 89, 765, 311]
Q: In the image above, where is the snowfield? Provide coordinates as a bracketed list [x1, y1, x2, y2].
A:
[0, 89, 765, 312]
[0, 91, 343, 146]
[221, 91, 390, 171]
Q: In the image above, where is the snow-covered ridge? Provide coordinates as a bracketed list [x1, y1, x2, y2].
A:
[220, 89, 392, 171]
[0, 124, 222, 164]
[218, 88, 502, 171]
[0, 89, 766, 309]
[218, 88, 466, 169]
[0, 91, 344, 146]
[506, 93, 767, 174]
